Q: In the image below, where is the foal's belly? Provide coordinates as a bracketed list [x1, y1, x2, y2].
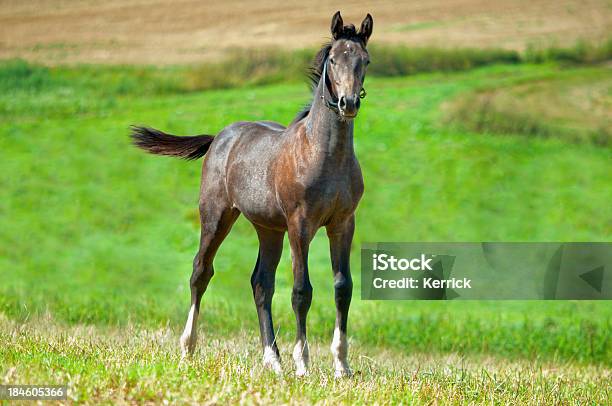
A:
[227, 167, 359, 232]
[228, 162, 288, 230]
[222, 123, 288, 230]
[235, 181, 357, 232]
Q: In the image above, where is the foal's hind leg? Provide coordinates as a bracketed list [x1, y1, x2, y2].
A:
[180, 203, 238, 358]
[326, 216, 355, 377]
[251, 226, 284, 373]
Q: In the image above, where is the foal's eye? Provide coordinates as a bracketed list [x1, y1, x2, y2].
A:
[330, 58, 335, 65]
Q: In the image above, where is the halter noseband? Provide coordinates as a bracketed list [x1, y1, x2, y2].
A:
[320, 58, 367, 114]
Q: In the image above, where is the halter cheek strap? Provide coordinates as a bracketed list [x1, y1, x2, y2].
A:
[321, 60, 340, 112]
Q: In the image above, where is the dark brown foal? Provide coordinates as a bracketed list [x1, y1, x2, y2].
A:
[131, 11, 373, 377]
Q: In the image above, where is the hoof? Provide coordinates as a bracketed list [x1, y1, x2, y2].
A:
[263, 347, 282, 375]
[334, 366, 353, 378]
[179, 334, 195, 359]
[295, 367, 309, 377]
[265, 361, 283, 375]
[263, 359, 283, 375]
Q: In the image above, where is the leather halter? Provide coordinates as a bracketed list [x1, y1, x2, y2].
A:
[320, 58, 367, 114]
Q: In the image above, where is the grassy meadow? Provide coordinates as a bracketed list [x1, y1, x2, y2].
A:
[0, 55, 611, 403]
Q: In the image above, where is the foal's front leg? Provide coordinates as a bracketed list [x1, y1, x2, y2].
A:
[326, 216, 355, 377]
[288, 218, 315, 376]
[251, 227, 284, 374]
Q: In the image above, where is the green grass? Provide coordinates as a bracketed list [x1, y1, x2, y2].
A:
[0, 60, 610, 402]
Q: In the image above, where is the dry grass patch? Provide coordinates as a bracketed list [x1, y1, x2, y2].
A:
[444, 67, 612, 145]
[1, 316, 609, 404]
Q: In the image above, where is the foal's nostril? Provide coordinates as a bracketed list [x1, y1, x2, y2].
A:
[356, 98, 361, 109]
[339, 96, 347, 109]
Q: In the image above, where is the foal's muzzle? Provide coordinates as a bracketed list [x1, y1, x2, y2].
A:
[338, 95, 360, 118]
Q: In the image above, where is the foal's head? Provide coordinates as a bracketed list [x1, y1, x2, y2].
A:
[325, 11, 373, 119]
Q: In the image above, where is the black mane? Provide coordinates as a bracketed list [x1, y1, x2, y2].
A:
[291, 25, 364, 125]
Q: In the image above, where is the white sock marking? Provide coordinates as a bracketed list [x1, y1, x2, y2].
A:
[330, 327, 351, 377]
[292, 339, 310, 376]
[180, 304, 198, 358]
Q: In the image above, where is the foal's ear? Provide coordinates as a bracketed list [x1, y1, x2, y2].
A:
[331, 11, 344, 40]
[359, 13, 373, 45]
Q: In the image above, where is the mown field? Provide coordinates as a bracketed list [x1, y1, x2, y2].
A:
[0, 59, 611, 403]
[1, 0, 610, 64]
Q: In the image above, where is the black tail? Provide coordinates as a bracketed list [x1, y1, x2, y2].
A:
[130, 126, 214, 160]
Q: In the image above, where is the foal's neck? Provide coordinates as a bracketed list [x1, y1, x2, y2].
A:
[304, 82, 355, 163]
